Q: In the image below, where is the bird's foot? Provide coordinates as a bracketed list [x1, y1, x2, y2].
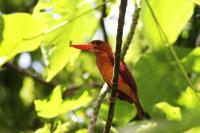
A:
[107, 92, 120, 103]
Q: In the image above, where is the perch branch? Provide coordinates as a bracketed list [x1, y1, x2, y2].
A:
[104, 0, 127, 133]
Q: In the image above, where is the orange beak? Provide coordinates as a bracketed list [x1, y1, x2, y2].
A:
[70, 43, 93, 51]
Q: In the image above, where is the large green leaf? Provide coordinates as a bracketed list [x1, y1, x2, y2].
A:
[34, 85, 92, 118]
[32, 0, 98, 81]
[134, 49, 189, 114]
[140, 0, 194, 50]
[0, 13, 45, 66]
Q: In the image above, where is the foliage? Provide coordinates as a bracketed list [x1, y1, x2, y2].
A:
[0, 0, 200, 132]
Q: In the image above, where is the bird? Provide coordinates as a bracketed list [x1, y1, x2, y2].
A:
[70, 40, 147, 119]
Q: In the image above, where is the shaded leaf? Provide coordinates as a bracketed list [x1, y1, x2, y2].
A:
[99, 100, 136, 125]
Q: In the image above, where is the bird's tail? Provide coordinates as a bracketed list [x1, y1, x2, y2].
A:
[134, 101, 150, 120]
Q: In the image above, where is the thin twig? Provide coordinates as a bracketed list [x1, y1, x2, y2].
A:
[144, 0, 195, 89]
[88, 0, 109, 132]
[63, 82, 103, 98]
[104, 0, 127, 133]
[100, 0, 109, 42]
[88, 83, 108, 133]
[3, 62, 102, 97]
[121, 0, 141, 58]
[3, 62, 57, 87]
[23, 1, 110, 40]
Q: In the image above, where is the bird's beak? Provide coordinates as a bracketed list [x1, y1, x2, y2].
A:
[70, 43, 93, 51]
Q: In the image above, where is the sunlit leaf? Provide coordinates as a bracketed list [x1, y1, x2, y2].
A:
[33, 0, 98, 81]
[0, 13, 45, 66]
[19, 77, 35, 106]
[184, 126, 200, 133]
[140, 0, 194, 50]
[118, 105, 200, 133]
[75, 129, 87, 133]
[155, 102, 182, 121]
[46, 44, 79, 81]
[177, 87, 200, 109]
[53, 121, 68, 133]
[34, 124, 51, 133]
[183, 47, 200, 73]
[190, 0, 200, 5]
[34, 86, 91, 118]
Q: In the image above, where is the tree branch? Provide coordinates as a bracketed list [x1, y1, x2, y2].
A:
[121, 0, 141, 58]
[104, 0, 127, 133]
[3, 62, 57, 88]
[63, 82, 103, 98]
[3, 62, 102, 97]
[100, 0, 109, 43]
[88, 83, 109, 133]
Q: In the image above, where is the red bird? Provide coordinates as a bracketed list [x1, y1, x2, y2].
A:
[70, 40, 146, 119]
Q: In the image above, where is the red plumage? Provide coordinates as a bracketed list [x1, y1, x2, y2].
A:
[70, 40, 146, 119]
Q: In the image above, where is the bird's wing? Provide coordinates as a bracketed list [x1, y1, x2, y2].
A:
[108, 53, 138, 94]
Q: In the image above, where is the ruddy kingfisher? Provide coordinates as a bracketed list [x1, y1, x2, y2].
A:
[70, 40, 147, 119]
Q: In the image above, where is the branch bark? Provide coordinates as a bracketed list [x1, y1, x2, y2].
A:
[3, 62, 57, 88]
[100, 0, 109, 42]
[88, 83, 109, 133]
[104, 0, 127, 132]
[121, 1, 141, 58]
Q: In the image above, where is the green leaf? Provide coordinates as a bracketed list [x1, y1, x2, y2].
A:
[34, 124, 51, 133]
[190, 0, 200, 5]
[134, 47, 191, 114]
[177, 87, 200, 109]
[99, 100, 136, 125]
[140, 0, 194, 50]
[118, 105, 200, 133]
[184, 127, 200, 133]
[32, 0, 98, 81]
[155, 102, 182, 121]
[34, 86, 91, 118]
[0, 13, 45, 66]
[46, 44, 80, 81]
[183, 47, 200, 73]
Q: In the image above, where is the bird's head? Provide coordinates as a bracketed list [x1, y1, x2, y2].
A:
[70, 40, 112, 54]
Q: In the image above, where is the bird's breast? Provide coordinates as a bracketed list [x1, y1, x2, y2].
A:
[96, 54, 114, 86]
